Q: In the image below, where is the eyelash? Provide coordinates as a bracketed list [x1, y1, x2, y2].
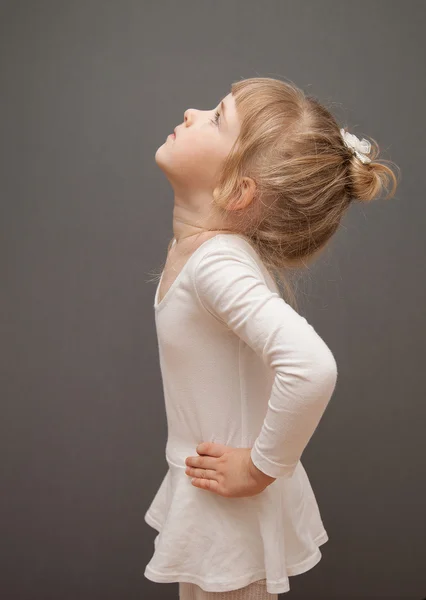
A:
[210, 110, 220, 126]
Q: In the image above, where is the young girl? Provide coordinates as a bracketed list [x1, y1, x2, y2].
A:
[144, 77, 399, 599]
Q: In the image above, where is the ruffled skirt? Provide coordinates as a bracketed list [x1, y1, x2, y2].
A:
[144, 457, 328, 596]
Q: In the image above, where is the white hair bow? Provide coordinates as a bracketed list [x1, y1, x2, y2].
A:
[340, 128, 372, 164]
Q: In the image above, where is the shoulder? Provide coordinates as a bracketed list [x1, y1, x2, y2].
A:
[191, 235, 277, 317]
[193, 234, 266, 279]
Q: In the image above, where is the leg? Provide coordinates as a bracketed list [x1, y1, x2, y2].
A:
[179, 579, 278, 600]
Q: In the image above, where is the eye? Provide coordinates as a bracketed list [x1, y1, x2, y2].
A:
[210, 110, 220, 126]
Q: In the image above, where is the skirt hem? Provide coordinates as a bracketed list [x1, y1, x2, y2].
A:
[144, 510, 329, 595]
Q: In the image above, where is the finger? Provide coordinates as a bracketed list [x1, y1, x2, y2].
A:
[196, 442, 230, 457]
[192, 477, 227, 496]
[186, 466, 217, 480]
[186, 456, 218, 470]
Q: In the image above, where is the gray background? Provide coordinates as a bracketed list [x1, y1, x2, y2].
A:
[1, 1, 424, 599]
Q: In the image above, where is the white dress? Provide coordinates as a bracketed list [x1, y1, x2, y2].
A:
[144, 234, 338, 595]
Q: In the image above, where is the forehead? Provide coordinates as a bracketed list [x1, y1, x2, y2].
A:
[222, 92, 234, 108]
[221, 92, 238, 127]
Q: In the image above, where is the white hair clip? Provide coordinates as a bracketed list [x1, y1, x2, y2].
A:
[340, 128, 372, 164]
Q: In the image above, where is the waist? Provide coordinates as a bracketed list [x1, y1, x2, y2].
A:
[165, 436, 253, 470]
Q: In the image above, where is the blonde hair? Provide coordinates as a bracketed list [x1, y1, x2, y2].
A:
[154, 77, 401, 312]
[207, 76, 400, 310]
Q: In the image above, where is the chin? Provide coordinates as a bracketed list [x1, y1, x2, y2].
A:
[155, 144, 168, 164]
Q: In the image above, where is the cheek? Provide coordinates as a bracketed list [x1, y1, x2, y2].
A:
[180, 133, 212, 157]
[174, 136, 222, 171]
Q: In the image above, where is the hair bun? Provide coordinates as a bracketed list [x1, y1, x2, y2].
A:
[345, 135, 399, 203]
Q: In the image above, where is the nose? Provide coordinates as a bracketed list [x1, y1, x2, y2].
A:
[184, 108, 194, 124]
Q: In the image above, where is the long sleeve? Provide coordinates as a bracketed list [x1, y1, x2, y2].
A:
[193, 245, 338, 479]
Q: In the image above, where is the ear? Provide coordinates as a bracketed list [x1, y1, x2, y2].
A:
[230, 177, 257, 211]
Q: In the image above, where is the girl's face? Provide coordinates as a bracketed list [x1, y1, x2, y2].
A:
[155, 92, 240, 194]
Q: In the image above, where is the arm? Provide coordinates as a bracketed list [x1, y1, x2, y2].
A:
[194, 245, 338, 480]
